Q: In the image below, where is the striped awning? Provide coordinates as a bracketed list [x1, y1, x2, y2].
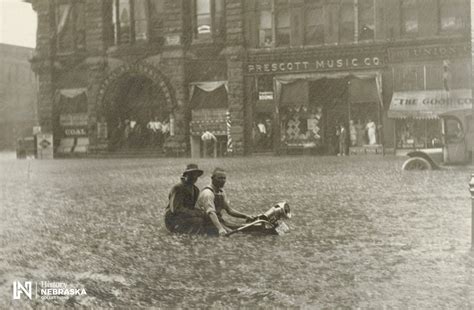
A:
[388, 89, 472, 119]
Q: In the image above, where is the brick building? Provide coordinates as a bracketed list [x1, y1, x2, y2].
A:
[0, 44, 37, 150]
[29, 0, 471, 156]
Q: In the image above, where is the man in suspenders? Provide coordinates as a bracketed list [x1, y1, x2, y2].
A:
[164, 164, 204, 234]
[195, 168, 255, 236]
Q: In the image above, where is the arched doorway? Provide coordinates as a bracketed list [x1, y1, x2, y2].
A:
[101, 74, 171, 151]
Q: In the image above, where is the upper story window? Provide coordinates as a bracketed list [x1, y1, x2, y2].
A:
[305, 1, 324, 45]
[358, 0, 375, 41]
[339, 0, 355, 43]
[275, 0, 290, 47]
[401, 0, 418, 35]
[258, 0, 273, 47]
[109, 0, 164, 46]
[55, 0, 86, 52]
[113, 0, 147, 44]
[193, 0, 225, 42]
[248, 0, 376, 48]
[439, 0, 467, 33]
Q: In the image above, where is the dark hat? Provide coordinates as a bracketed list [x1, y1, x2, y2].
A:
[183, 163, 203, 176]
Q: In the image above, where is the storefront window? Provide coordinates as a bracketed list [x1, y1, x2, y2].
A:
[358, 0, 374, 41]
[396, 119, 442, 149]
[439, 0, 467, 33]
[305, 2, 324, 45]
[401, 0, 418, 35]
[281, 107, 323, 148]
[339, 0, 355, 43]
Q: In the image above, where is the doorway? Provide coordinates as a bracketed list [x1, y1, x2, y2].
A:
[103, 75, 170, 151]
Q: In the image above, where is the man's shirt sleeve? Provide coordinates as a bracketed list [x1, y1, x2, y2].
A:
[198, 189, 216, 215]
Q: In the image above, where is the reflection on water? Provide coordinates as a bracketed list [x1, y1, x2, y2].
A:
[1, 156, 473, 308]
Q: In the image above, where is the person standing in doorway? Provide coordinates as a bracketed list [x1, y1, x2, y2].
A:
[366, 119, 377, 145]
[349, 119, 357, 147]
[201, 131, 217, 158]
[265, 118, 273, 149]
[337, 123, 348, 156]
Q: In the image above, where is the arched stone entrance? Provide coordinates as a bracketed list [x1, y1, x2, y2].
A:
[96, 63, 176, 152]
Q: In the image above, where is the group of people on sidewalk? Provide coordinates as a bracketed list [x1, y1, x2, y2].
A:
[336, 119, 380, 156]
[164, 164, 255, 236]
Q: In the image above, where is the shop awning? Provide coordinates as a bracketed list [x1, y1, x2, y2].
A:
[348, 78, 380, 104]
[279, 80, 309, 111]
[388, 89, 473, 119]
[275, 71, 383, 110]
[56, 88, 88, 113]
[190, 85, 228, 109]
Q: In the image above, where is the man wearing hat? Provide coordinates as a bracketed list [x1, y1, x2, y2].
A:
[164, 163, 205, 234]
[195, 167, 255, 236]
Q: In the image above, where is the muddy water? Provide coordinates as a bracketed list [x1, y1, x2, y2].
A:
[1, 155, 473, 308]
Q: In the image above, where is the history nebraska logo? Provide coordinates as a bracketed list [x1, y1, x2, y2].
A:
[12, 281, 87, 300]
[13, 281, 32, 300]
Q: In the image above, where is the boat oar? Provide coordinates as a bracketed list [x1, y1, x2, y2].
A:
[225, 219, 271, 237]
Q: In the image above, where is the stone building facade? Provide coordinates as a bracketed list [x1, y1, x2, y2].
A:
[29, 0, 471, 156]
[0, 44, 37, 150]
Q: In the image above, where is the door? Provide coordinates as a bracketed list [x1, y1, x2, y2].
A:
[443, 116, 467, 164]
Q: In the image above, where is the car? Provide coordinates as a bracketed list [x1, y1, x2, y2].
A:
[402, 109, 472, 170]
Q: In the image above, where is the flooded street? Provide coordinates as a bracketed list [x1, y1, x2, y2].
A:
[1, 154, 474, 308]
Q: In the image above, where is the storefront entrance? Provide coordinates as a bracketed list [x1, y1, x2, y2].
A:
[102, 75, 171, 151]
[276, 72, 382, 155]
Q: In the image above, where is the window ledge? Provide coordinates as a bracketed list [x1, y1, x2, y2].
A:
[106, 41, 163, 56]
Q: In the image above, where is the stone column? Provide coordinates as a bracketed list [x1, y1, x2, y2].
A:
[471, 0, 474, 163]
[85, 57, 108, 152]
[223, 0, 246, 155]
[159, 0, 188, 156]
[30, 0, 55, 133]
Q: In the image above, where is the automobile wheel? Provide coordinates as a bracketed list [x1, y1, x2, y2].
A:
[402, 157, 432, 171]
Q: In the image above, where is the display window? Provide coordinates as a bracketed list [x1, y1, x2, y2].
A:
[280, 106, 323, 148]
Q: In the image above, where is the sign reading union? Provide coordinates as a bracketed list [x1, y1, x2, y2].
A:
[246, 55, 384, 74]
[388, 43, 469, 63]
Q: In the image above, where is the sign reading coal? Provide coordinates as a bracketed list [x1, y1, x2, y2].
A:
[64, 127, 87, 137]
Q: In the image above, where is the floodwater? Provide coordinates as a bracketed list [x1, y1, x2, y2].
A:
[1, 154, 473, 308]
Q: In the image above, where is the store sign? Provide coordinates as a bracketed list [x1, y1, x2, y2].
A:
[388, 43, 470, 63]
[64, 127, 88, 137]
[60, 113, 88, 126]
[36, 133, 53, 159]
[197, 25, 211, 34]
[259, 91, 274, 100]
[165, 34, 181, 46]
[388, 89, 472, 119]
[246, 55, 383, 75]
